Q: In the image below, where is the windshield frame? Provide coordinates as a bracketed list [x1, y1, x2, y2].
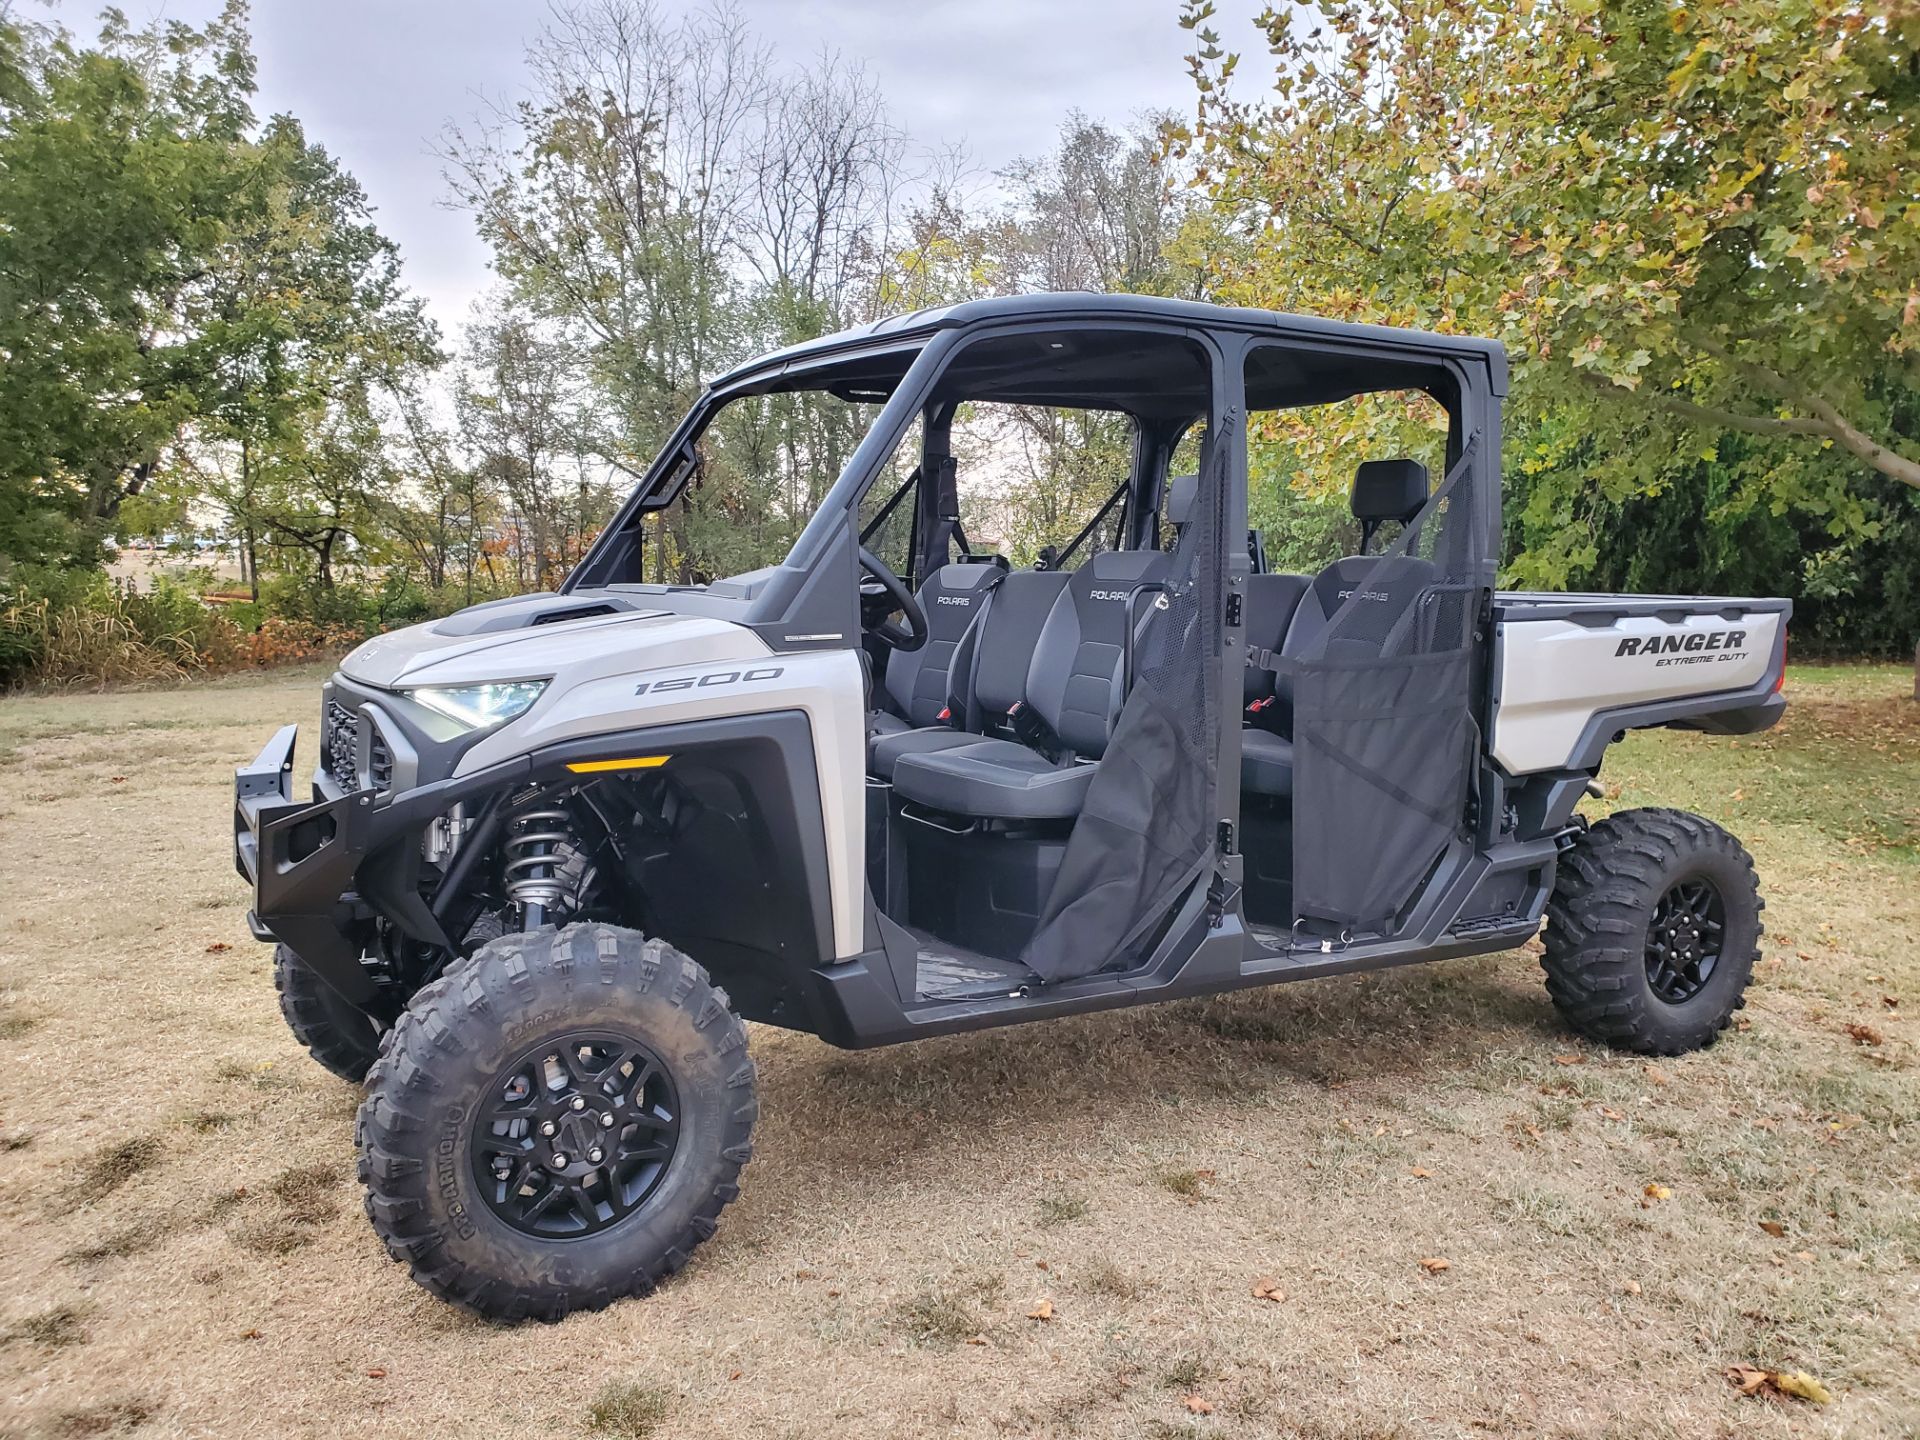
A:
[561, 334, 942, 594]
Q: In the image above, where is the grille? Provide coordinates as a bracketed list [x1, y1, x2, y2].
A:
[368, 728, 394, 791]
[324, 700, 359, 790]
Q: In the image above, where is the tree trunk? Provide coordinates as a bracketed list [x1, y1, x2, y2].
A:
[1913, 639, 1918, 702]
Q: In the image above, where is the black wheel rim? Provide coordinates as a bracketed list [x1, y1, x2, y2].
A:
[469, 1031, 680, 1240]
[1644, 876, 1726, 1005]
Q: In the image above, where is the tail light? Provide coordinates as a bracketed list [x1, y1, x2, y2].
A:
[1774, 632, 1787, 694]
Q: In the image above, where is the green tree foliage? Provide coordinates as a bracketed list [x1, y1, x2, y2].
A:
[0, 4, 258, 565]
[0, 3, 438, 596]
[1177, 0, 1920, 651]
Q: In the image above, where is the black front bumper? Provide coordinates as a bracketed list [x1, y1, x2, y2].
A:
[234, 725, 385, 1003]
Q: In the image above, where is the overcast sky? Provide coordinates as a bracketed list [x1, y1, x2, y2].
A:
[24, 0, 1273, 340]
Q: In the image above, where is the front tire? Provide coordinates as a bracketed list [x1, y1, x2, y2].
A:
[1541, 807, 1763, 1055]
[356, 924, 756, 1321]
[274, 944, 383, 1082]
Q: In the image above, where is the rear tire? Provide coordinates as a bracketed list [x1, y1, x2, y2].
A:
[355, 924, 756, 1321]
[274, 944, 383, 1082]
[1541, 807, 1763, 1055]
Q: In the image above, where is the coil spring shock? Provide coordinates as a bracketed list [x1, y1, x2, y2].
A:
[503, 801, 577, 929]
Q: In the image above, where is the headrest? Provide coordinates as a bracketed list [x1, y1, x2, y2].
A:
[925, 561, 1003, 595]
[1165, 473, 1198, 527]
[1352, 459, 1429, 526]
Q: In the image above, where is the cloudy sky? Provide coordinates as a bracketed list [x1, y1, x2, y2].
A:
[25, 0, 1273, 338]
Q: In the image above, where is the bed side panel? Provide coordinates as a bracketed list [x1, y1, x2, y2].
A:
[1491, 602, 1785, 774]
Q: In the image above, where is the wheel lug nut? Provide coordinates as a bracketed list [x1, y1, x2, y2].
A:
[551, 1152, 569, 1168]
[539, 1121, 557, 1137]
[587, 1148, 604, 1164]
[599, 1112, 615, 1128]
[570, 1096, 587, 1111]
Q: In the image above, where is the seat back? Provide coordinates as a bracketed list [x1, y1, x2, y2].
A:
[1242, 572, 1309, 711]
[881, 562, 1002, 727]
[949, 568, 1071, 728]
[1025, 549, 1170, 758]
[1271, 458, 1436, 710]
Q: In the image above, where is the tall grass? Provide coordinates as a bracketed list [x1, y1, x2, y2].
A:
[0, 577, 352, 689]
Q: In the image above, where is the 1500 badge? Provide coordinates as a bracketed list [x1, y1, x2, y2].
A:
[1615, 630, 1746, 666]
[634, 666, 784, 695]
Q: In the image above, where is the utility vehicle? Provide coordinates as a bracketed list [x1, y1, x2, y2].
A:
[233, 294, 1788, 1320]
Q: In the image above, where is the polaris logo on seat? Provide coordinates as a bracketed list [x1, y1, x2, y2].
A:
[1615, 630, 1748, 667]
[1338, 588, 1390, 602]
[1088, 589, 1131, 601]
[634, 666, 784, 695]
[934, 594, 972, 606]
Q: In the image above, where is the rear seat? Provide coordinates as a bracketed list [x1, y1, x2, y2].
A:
[1239, 572, 1309, 798]
[868, 568, 1070, 780]
[1239, 458, 1435, 799]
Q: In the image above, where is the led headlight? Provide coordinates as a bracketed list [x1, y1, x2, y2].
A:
[405, 680, 548, 731]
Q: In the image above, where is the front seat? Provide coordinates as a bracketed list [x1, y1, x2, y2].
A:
[866, 561, 1005, 756]
[1241, 458, 1435, 799]
[890, 472, 1198, 820]
[869, 567, 1071, 780]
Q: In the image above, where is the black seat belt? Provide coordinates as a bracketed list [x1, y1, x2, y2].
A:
[1047, 480, 1129, 571]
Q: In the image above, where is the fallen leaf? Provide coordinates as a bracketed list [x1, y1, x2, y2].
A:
[1599, 1106, 1624, 1121]
[1418, 1257, 1450, 1274]
[1844, 1023, 1883, 1046]
[826, 1288, 840, 1297]
[1759, 1220, 1787, 1238]
[1882, 994, 1899, 1009]
[1644, 1183, 1672, 1201]
[1621, 1279, 1642, 1296]
[1027, 1299, 1054, 1321]
[205, 942, 232, 954]
[1522, 1123, 1543, 1140]
[366, 1368, 387, 1380]
[1797, 950, 1814, 961]
[1184, 1395, 1215, 1415]
[964, 1334, 988, 1347]
[1409, 1166, 1432, 1178]
[1726, 1365, 1832, 1404]
[729, 1369, 743, 1379]
[110, 776, 126, 783]
[1793, 1250, 1815, 1262]
[1250, 1277, 1285, 1302]
[1552, 1054, 1584, 1066]
[1774, 1371, 1832, 1404]
[240, 1328, 261, 1340]
[1035, 1260, 1048, 1271]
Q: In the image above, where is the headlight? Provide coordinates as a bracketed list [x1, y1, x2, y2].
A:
[405, 680, 548, 731]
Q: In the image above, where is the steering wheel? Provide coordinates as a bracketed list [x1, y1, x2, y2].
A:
[858, 546, 928, 652]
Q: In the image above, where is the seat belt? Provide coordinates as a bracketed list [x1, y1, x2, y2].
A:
[942, 566, 1008, 732]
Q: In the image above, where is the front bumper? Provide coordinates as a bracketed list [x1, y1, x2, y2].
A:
[234, 725, 384, 1002]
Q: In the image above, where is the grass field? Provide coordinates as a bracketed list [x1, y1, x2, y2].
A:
[0, 663, 1915, 1439]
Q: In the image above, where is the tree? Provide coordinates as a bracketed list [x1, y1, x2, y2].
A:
[0, 3, 438, 589]
[442, 1, 916, 583]
[185, 114, 439, 596]
[1177, 0, 1920, 585]
[0, 2, 257, 567]
[456, 300, 603, 591]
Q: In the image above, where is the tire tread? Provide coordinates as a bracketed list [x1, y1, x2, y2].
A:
[355, 923, 755, 1321]
[1541, 807, 1763, 1056]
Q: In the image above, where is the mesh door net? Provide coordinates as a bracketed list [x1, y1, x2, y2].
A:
[1285, 435, 1484, 935]
[1021, 449, 1225, 984]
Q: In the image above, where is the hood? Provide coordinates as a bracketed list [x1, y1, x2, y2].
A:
[339, 591, 763, 690]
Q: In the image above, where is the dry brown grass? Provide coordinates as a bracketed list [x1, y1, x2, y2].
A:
[0, 663, 1916, 1438]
